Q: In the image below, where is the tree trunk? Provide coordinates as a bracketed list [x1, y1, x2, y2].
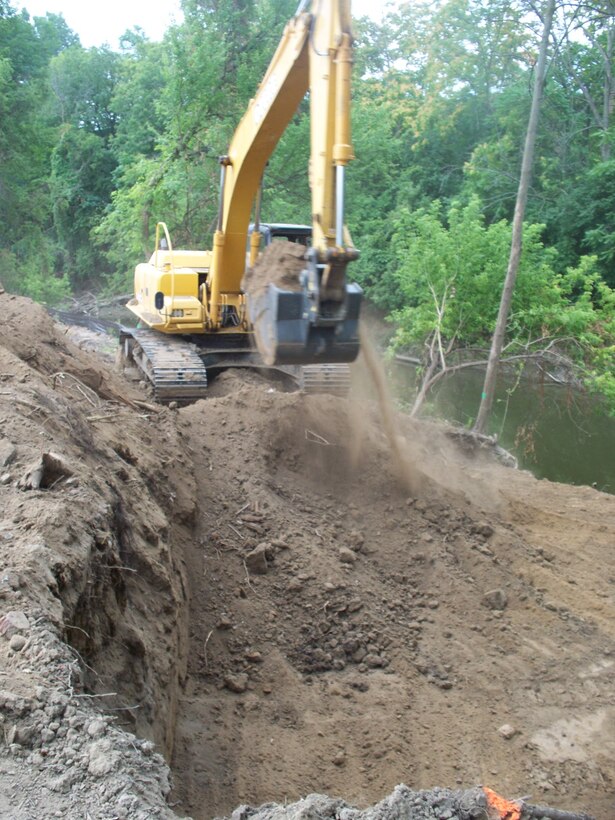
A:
[473, 0, 556, 436]
[602, 23, 613, 161]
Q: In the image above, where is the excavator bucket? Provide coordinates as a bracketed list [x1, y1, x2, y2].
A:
[249, 280, 362, 366]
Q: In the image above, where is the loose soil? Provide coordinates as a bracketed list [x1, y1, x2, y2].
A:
[242, 242, 306, 296]
[242, 242, 307, 366]
[0, 289, 613, 819]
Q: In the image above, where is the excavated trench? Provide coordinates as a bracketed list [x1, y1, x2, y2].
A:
[58, 372, 615, 820]
[61, 497, 190, 758]
[64, 376, 615, 820]
[1, 294, 613, 820]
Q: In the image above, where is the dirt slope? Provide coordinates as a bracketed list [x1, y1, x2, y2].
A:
[170, 374, 615, 820]
[0, 292, 193, 817]
[0, 289, 613, 819]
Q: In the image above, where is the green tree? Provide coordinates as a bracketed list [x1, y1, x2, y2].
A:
[461, 1, 615, 289]
[96, 0, 303, 282]
[51, 127, 117, 281]
[47, 45, 121, 285]
[475, 0, 556, 435]
[0, 3, 74, 302]
[389, 198, 615, 415]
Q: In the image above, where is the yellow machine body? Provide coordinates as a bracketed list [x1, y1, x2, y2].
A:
[127, 0, 359, 352]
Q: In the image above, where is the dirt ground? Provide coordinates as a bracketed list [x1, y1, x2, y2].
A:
[0, 289, 614, 819]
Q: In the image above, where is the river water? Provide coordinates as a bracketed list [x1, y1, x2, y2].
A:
[392, 363, 615, 495]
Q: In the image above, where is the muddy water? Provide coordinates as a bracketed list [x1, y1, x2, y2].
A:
[393, 363, 615, 494]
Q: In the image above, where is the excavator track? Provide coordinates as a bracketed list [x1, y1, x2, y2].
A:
[121, 329, 208, 402]
[297, 363, 351, 396]
[121, 329, 351, 403]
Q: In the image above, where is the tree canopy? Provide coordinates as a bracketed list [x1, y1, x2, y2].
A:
[0, 0, 613, 409]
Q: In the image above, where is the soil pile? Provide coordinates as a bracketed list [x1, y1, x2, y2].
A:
[0, 291, 194, 817]
[0, 288, 614, 820]
[243, 241, 308, 365]
[242, 241, 307, 296]
[170, 376, 615, 820]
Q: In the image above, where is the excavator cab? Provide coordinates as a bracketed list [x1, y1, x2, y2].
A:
[249, 223, 312, 248]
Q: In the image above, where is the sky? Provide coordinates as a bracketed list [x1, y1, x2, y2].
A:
[21, 0, 183, 47]
[20, 0, 394, 50]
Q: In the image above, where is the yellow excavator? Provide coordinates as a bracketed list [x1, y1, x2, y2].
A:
[121, 0, 362, 401]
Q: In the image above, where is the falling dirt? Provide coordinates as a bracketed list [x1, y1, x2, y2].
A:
[358, 326, 423, 496]
[0, 289, 614, 819]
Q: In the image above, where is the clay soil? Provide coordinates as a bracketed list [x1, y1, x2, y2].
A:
[0, 288, 614, 819]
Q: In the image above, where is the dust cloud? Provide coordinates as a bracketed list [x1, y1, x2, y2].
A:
[353, 325, 505, 514]
[356, 326, 423, 497]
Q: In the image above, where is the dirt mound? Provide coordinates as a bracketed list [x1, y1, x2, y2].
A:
[0, 291, 193, 817]
[242, 241, 306, 296]
[0, 296, 139, 406]
[170, 376, 615, 819]
[1, 288, 614, 820]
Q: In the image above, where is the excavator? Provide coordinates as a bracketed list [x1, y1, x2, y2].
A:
[120, 0, 362, 401]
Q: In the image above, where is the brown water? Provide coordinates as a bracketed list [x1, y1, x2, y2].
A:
[392, 362, 615, 495]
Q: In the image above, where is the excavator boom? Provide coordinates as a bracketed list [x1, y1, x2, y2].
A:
[124, 0, 362, 396]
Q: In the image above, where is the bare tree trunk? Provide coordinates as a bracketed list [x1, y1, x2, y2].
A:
[473, 0, 556, 436]
[410, 339, 440, 417]
[602, 22, 614, 161]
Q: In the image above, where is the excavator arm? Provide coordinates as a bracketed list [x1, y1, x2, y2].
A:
[209, 0, 361, 364]
[126, 0, 362, 376]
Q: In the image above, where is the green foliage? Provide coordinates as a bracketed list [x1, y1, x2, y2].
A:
[558, 257, 615, 407]
[344, 85, 413, 308]
[389, 198, 560, 347]
[32, 13, 80, 60]
[0, 0, 613, 419]
[388, 198, 615, 409]
[112, 34, 167, 165]
[0, 7, 54, 245]
[0, 245, 70, 305]
[262, 113, 311, 225]
[95, 0, 302, 274]
[49, 46, 121, 137]
[50, 126, 117, 283]
[577, 161, 615, 284]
